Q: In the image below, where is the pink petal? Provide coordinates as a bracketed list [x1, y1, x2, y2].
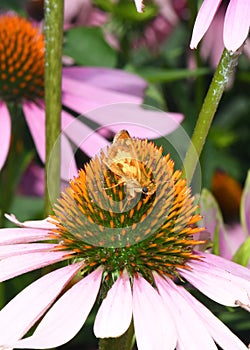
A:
[60, 134, 78, 181]
[133, 275, 177, 350]
[182, 287, 248, 350]
[5, 214, 55, 229]
[0, 228, 51, 245]
[241, 170, 250, 235]
[94, 270, 132, 338]
[0, 103, 11, 170]
[224, 0, 250, 51]
[156, 278, 218, 350]
[0, 263, 82, 344]
[23, 101, 46, 163]
[0, 251, 70, 282]
[62, 67, 147, 97]
[0, 243, 57, 259]
[61, 110, 109, 157]
[85, 103, 183, 139]
[62, 77, 142, 115]
[134, 0, 144, 13]
[190, 0, 222, 49]
[198, 251, 250, 280]
[179, 254, 250, 307]
[13, 268, 103, 349]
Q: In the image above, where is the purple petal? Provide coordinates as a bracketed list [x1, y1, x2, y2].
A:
[61, 110, 109, 157]
[0, 243, 57, 259]
[190, 0, 222, 49]
[13, 268, 103, 349]
[224, 0, 250, 51]
[155, 276, 217, 350]
[85, 103, 183, 139]
[0, 228, 51, 245]
[60, 133, 78, 180]
[179, 253, 250, 306]
[94, 270, 132, 338]
[133, 275, 176, 350]
[241, 170, 250, 235]
[62, 67, 147, 97]
[0, 264, 82, 344]
[5, 214, 55, 229]
[0, 103, 11, 170]
[62, 77, 142, 115]
[0, 251, 70, 282]
[182, 287, 248, 350]
[23, 101, 45, 162]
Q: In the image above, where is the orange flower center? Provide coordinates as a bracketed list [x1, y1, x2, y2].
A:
[0, 14, 44, 103]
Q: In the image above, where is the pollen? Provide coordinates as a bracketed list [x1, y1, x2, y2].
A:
[0, 14, 44, 103]
[51, 133, 205, 287]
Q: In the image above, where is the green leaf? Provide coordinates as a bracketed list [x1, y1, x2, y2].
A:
[233, 237, 250, 267]
[7, 196, 44, 226]
[63, 27, 117, 67]
[136, 67, 210, 83]
[209, 127, 238, 148]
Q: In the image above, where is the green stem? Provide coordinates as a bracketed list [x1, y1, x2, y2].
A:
[44, 0, 64, 216]
[98, 320, 135, 350]
[183, 49, 241, 183]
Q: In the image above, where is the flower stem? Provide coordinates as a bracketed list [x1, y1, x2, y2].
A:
[183, 49, 241, 183]
[44, 0, 64, 215]
[98, 321, 135, 350]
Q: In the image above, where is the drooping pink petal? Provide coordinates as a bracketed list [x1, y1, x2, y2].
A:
[62, 67, 147, 97]
[181, 286, 248, 350]
[0, 243, 57, 259]
[134, 0, 144, 13]
[224, 0, 250, 51]
[133, 275, 177, 350]
[190, 0, 222, 49]
[0, 102, 11, 171]
[197, 251, 250, 280]
[0, 263, 82, 344]
[61, 110, 109, 157]
[179, 254, 250, 307]
[0, 228, 51, 245]
[62, 79, 142, 117]
[60, 133, 78, 181]
[23, 101, 45, 162]
[84, 103, 183, 139]
[13, 268, 103, 349]
[5, 213, 55, 229]
[94, 270, 132, 338]
[241, 170, 250, 235]
[155, 277, 217, 350]
[0, 251, 71, 282]
[201, 5, 225, 67]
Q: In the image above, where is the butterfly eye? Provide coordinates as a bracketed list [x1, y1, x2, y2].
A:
[142, 187, 149, 194]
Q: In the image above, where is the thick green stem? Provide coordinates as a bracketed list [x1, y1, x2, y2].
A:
[44, 0, 64, 216]
[98, 320, 135, 350]
[183, 49, 241, 183]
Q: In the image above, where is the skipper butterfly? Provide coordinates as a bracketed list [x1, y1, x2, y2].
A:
[102, 130, 156, 200]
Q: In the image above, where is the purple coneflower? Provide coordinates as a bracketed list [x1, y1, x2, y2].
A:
[0, 133, 249, 349]
[190, 0, 250, 52]
[0, 13, 182, 177]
